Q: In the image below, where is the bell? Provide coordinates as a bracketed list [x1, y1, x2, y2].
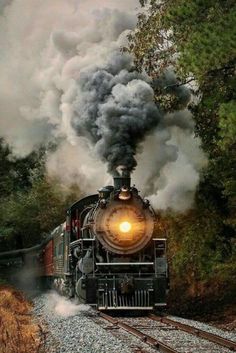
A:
[118, 186, 131, 200]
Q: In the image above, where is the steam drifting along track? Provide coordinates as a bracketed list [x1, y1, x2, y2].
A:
[93, 312, 236, 353]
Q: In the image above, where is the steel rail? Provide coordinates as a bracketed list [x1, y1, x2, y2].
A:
[99, 312, 180, 353]
[149, 314, 236, 351]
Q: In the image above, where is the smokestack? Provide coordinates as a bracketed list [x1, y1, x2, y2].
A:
[113, 166, 131, 190]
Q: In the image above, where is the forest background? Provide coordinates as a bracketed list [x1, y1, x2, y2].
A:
[0, 0, 235, 314]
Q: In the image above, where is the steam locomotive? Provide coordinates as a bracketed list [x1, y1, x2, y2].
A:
[43, 167, 168, 310]
[0, 167, 168, 310]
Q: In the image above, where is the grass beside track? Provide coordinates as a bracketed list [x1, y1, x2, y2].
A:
[0, 285, 44, 353]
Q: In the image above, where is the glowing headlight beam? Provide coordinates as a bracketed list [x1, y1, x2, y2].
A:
[119, 221, 132, 233]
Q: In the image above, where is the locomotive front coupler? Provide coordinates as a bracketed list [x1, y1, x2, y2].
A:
[120, 275, 134, 295]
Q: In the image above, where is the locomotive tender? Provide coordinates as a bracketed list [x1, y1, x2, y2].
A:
[44, 167, 168, 310]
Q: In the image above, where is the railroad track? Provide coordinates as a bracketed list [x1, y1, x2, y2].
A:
[93, 312, 236, 353]
[149, 314, 236, 352]
[99, 312, 179, 353]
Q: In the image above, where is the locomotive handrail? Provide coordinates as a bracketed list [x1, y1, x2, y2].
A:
[0, 244, 42, 259]
[67, 194, 99, 213]
[70, 238, 95, 248]
[152, 238, 167, 241]
[79, 238, 95, 241]
[96, 262, 154, 265]
[0, 234, 53, 259]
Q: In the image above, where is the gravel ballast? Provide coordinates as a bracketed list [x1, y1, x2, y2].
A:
[33, 292, 236, 353]
[167, 315, 236, 342]
[33, 292, 133, 353]
[121, 316, 233, 353]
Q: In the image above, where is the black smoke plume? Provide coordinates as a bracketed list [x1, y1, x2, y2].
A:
[72, 52, 162, 174]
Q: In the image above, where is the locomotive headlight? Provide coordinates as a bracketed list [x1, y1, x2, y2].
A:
[93, 199, 154, 254]
[119, 221, 132, 233]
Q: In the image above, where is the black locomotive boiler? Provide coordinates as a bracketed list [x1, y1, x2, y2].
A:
[50, 167, 168, 310]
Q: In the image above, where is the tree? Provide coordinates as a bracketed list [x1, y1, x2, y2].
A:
[0, 139, 15, 198]
[0, 140, 80, 250]
[129, 0, 236, 304]
[0, 138, 45, 197]
[0, 176, 80, 249]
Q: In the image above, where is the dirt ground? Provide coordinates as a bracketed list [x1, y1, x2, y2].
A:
[203, 306, 236, 331]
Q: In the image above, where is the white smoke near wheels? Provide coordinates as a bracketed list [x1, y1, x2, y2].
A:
[46, 291, 91, 317]
[0, 0, 206, 211]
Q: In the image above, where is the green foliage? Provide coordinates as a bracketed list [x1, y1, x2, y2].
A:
[0, 140, 80, 250]
[0, 177, 79, 248]
[129, 0, 236, 80]
[168, 209, 224, 279]
[218, 101, 236, 149]
[0, 138, 45, 197]
[0, 139, 15, 198]
[166, 1, 236, 80]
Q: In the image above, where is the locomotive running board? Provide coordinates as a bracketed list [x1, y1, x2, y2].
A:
[98, 306, 153, 310]
[154, 303, 167, 307]
[96, 262, 154, 266]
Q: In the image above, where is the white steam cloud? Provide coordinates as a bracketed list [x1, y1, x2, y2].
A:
[45, 291, 91, 317]
[0, 0, 206, 211]
[134, 112, 206, 211]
